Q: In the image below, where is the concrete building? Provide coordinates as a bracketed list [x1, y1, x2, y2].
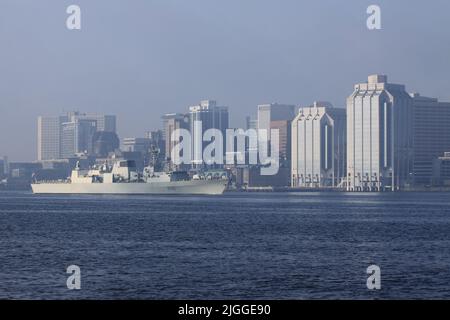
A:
[245, 116, 258, 130]
[2, 156, 9, 177]
[411, 93, 450, 185]
[68, 112, 116, 133]
[256, 103, 296, 186]
[38, 112, 116, 161]
[235, 166, 291, 189]
[0, 158, 4, 179]
[92, 131, 120, 158]
[162, 113, 190, 165]
[122, 138, 153, 153]
[60, 119, 97, 159]
[189, 100, 229, 167]
[257, 103, 296, 133]
[37, 115, 68, 161]
[292, 102, 346, 188]
[432, 152, 450, 186]
[346, 75, 413, 191]
[271, 120, 292, 165]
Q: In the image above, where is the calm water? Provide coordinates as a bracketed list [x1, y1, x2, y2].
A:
[1, 191, 450, 299]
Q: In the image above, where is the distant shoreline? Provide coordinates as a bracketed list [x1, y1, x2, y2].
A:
[233, 187, 450, 193]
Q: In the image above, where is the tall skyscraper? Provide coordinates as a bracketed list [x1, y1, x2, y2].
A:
[432, 152, 450, 186]
[68, 112, 116, 132]
[37, 115, 68, 161]
[162, 113, 190, 164]
[346, 75, 413, 191]
[270, 120, 292, 164]
[411, 93, 450, 185]
[122, 137, 153, 153]
[0, 156, 7, 178]
[60, 119, 97, 158]
[245, 116, 258, 130]
[189, 100, 229, 166]
[37, 112, 116, 160]
[257, 103, 296, 185]
[292, 102, 346, 188]
[92, 131, 120, 158]
[3, 156, 9, 177]
[257, 103, 296, 133]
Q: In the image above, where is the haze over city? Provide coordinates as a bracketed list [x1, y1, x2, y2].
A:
[1, 0, 450, 161]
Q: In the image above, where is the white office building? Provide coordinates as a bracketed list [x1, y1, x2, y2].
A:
[291, 102, 346, 188]
[346, 75, 413, 191]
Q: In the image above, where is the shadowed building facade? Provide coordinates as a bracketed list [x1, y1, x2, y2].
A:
[189, 100, 229, 167]
[162, 113, 190, 166]
[411, 94, 450, 185]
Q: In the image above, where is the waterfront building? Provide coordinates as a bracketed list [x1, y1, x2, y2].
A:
[189, 100, 229, 167]
[67, 112, 116, 133]
[162, 113, 190, 165]
[411, 93, 450, 185]
[256, 103, 296, 185]
[432, 152, 450, 186]
[92, 131, 120, 158]
[0, 158, 4, 179]
[271, 119, 292, 166]
[60, 119, 97, 159]
[38, 112, 117, 161]
[292, 102, 346, 188]
[37, 115, 68, 161]
[122, 137, 153, 153]
[245, 116, 258, 130]
[346, 75, 413, 191]
[257, 103, 296, 134]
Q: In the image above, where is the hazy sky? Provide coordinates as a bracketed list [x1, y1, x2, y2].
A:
[1, 0, 450, 161]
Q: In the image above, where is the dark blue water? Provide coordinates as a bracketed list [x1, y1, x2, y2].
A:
[1, 191, 450, 299]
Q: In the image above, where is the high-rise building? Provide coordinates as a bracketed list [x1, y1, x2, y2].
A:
[245, 116, 258, 130]
[0, 157, 5, 178]
[122, 137, 153, 153]
[270, 120, 292, 164]
[92, 131, 120, 158]
[60, 119, 97, 158]
[189, 100, 229, 166]
[346, 75, 413, 191]
[292, 102, 346, 188]
[68, 112, 116, 132]
[432, 152, 450, 186]
[3, 156, 9, 177]
[37, 112, 116, 160]
[37, 115, 68, 161]
[411, 93, 450, 185]
[256, 103, 296, 185]
[257, 103, 296, 133]
[145, 130, 165, 159]
[162, 113, 190, 164]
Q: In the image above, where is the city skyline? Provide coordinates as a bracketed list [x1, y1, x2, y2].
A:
[2, 0, 450, 161]
[16, 73, 450, 191]
[3, 72, 450, 164]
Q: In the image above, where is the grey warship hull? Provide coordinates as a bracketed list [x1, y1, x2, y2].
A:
[31, 179, 227, 195]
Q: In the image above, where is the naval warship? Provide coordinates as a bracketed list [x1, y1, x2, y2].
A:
[31, 159, 228, 195]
